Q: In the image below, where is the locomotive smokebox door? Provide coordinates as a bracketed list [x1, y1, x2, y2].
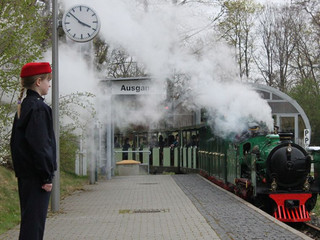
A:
[267, 143, 310, 189]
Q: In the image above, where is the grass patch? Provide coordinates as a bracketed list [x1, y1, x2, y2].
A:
[0, 167, 19, 235]
[312, 197, 320, 216]
[0, 166, 88, 235]
[59, 171, 88, 198]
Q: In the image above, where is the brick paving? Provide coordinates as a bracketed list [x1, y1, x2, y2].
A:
[0, 174, 311, 240]
[0, 175, 219, 240]
[172, 174, 311, 240]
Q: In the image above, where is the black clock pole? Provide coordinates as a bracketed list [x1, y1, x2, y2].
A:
[51, 0, 60, 212]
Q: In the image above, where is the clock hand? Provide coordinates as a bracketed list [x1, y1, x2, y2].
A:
[69, 12, 92, 28]
[80, 22, 91, 28]
[69, 12, 82, 23]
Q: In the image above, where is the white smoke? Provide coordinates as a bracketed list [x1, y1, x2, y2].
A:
[56, 0, 273, 138]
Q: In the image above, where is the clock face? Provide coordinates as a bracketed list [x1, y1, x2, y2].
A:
[62, 5, 101, 42]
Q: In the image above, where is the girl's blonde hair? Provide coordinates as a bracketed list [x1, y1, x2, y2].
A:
[17, 72, 52, 118]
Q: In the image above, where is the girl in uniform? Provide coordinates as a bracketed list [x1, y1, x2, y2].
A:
[10, 62, 57, 240]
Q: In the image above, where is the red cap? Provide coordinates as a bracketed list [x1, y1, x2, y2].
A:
[20, 62, 52, 78]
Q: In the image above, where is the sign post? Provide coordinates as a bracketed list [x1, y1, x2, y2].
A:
[51, 2, 101, 211]
[51, 0, 60, 212]
[100, 77, 153, 179]
[304, 129, 310, 148]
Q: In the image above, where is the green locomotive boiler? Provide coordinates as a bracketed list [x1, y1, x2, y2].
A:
[198, 125, 320, 222]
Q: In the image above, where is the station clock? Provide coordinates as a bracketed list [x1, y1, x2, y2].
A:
[62, 5, 101, 42]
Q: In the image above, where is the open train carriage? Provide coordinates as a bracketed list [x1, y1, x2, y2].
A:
[198, 126, 230, 189]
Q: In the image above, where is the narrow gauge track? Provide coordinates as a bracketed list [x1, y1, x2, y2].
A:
[298, 222, 320, 240]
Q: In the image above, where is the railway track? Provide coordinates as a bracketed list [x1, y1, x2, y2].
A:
[299, 222, 320, 240]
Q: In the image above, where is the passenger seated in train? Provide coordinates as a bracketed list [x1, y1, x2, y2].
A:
[122, 138, 130, 160]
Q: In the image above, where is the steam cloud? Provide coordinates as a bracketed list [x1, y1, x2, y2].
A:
[57, 0, 273, 139]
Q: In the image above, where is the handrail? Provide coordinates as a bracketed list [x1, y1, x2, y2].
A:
[114, 150, 151, 154]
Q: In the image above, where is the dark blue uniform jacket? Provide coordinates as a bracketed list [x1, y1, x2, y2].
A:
[10, 89, 57, 184]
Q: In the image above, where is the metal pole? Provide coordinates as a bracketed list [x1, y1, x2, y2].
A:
[111, 116, 115, 176]
[51, 0, 60, 212]
[89, 127, 96, 184]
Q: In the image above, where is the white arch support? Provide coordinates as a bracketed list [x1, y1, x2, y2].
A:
[251, 84, 311, 144]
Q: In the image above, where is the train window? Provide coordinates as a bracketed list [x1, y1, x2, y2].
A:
[280, 117, 295, 137]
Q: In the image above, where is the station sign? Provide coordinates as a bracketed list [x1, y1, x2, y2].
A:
[111, 79, 155, 95]
[100, 77, 166, 96]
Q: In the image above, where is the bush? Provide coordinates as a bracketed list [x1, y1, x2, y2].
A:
[60, 129, 79, 174]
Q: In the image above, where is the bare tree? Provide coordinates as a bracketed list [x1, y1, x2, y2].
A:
[218, 0, 262, 80]
[94, 38, 147, 78]
[292, 24, 320, 93]
[294, 0, 320, 29]
[291, 0, 320, 91]
[255, 5, 300, 92]
[274, 6, 299, 91]
[254, 5, 276, 86]
[108, 49, 147, 78]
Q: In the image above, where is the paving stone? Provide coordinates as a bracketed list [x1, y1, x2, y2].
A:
[0, 175, 219, 240]
[0, 174, 311, 240]
[172, 174, 311, 240]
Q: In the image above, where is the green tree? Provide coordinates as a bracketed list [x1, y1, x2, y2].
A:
[0, 0, 50, 95]
[0, 0, 50, 165]
[60, 129, 78, 174]
[218, 0, 262, 79]
[289, 78, 320, 145]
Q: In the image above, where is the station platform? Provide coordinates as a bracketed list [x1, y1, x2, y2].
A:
[0, 174, 311, 240]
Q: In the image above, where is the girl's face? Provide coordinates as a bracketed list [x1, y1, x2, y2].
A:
[38, 76, 51, 96]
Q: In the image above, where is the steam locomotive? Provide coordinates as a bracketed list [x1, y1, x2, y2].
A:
[197, 125, 320, 222]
